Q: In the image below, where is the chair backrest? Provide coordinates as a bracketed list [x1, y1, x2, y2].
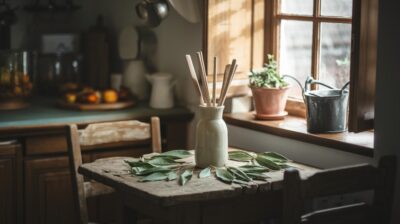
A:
[282, 155, 396, 224]
[65, 116, 162, 224]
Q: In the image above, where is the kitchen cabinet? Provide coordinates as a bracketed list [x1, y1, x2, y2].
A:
[0, 102, 193, 224]
[0, 142, 22, 224]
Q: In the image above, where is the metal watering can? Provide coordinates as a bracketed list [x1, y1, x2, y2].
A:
[283, 75, 350, 133]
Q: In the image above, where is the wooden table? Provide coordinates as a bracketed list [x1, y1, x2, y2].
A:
[79, 149, 319, 224]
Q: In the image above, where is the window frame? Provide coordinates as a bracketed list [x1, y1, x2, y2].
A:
[264, 0, 353, 116]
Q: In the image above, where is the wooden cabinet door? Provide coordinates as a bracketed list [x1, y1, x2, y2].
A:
[0, 158, 17, 224]
[0, 144, 22, 224]
[24, 155, 90, 224]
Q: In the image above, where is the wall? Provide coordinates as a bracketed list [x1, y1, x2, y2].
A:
[228, 125, 372, 169]
[10, 0, 202, 106]
[374, 1, 400, 223]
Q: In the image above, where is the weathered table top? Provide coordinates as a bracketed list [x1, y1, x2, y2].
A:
[79, 149, 319, 207]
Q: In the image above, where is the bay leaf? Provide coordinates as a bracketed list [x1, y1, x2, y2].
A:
[258, 152, 290, 162]
[227, 167, 252, 182]
[228, 151, 255, 162]
[199, 167, 211, 178]
[125, 160, 153, 168]
[246, 172, 270, 181]
[233, 179, 251, 186]
[156, 150, 192, 159]
[255, 155, 281, 170]
[238, 165, 270, 173]
[139, 172, 168, 182]
[216, 168, 234, 183]
[148, 157, 178, 166]
[134, 166, 172, 176]
[179, 168, 193, 185]
[167, 171, 178, 181]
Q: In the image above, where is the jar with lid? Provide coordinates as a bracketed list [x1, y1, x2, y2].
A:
[0, 50, 37, 109]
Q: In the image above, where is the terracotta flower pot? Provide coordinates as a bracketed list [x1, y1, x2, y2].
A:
[251, 85, 290, 120]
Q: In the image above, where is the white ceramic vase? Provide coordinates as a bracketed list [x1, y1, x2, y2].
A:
[195, 106, 228, 168]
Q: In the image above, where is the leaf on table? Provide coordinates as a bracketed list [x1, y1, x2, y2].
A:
[227, 167, 252, 182]
[139, 172, 168, 182]
[147, 157, 179, 166]
[156, 150, 192, 159]
[216, 168, 234, 184]
[246, 172, 270, 181]
[167, 171, 178, 181]
[238, 165, 270, 174]
[133, 166, 172, 176]
[125, 160, 153, 168]
[258, 152, 291, 162]
[179, 168, 193, 185]
[255, 155, 281, 170]
[233, 179, 251, 187]
[228, 151, 256, 162]
[199, 167, 211, 178]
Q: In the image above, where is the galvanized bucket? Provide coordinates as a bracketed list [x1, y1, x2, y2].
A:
[284, 75, 350, 133]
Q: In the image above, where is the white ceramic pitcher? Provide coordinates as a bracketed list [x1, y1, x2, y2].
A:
[146, 73, 176, 109]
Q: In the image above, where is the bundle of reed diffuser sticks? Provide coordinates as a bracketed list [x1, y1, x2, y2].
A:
[185, 52, 238, 107]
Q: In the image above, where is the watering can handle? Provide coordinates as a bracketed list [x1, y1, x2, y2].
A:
[340, 81, 350, 95]
[282, 74, 306, 102]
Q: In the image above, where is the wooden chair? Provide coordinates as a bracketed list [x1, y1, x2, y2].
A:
[66, 117, 162, 224]
[282, 155, 396, 224]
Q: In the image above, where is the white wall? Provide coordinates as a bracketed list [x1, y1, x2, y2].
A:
[228, 125, 372, 169]
[374, 1, 400, 223]
[11, 0, 202, 105]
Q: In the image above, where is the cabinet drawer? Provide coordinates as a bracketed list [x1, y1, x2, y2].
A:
[25, 134, 68, 155]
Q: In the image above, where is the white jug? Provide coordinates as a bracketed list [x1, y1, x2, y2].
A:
[146, 73, 176, 109]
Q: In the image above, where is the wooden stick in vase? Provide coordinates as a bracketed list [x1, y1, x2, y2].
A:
[185, 55, 205, 105]
[212, 57, 217, 107]
[218, 64, 231, 106]
[196, 52, 211, 106]
[220, 63, 238, 106]
[218, 59, 237, 106]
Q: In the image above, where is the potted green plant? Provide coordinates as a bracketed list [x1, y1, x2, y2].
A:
[249, 55, 290, 120]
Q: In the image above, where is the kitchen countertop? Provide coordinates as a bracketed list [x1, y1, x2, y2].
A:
[0, 97, 193, 133]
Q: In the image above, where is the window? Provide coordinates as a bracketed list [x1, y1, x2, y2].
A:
[205, 0, 377, 132]
[265, 0, 353, 101]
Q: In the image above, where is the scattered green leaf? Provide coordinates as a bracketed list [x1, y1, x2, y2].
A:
[227, 167, 252, 182]
[179, 168, 193, 185]
[199, 167, 211, 178]
[134, 166, 172, 176]
[156, 150, 192, 159]
[258, 152, 290, 163]
[255, 155, 281, 170]
[216, 168, 234, 184]
[246, 172, 270, 181]
[139, 172, 168, 182]
[167, 171, 178, 181]
[228, 151, 255, 162]
[233, 179, 251, 186]
[147, 157, 178, 166]
[125, 160, 153, 168]
[238, 165, 270, 174]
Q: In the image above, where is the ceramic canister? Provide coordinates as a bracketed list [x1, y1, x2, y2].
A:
[194, 105, 228, 168]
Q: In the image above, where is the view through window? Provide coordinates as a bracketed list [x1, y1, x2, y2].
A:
[275, 0, 353, 99]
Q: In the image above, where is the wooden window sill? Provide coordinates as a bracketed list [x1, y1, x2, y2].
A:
[224, 112, 374, 157]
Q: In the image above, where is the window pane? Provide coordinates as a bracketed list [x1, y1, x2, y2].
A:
[281, 0, 313, 15]
[279, 20, 313, 99]
[319, 23, 352, 89]
[321, 0, 353, 18]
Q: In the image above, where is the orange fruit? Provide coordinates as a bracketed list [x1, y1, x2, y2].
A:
[103, 89, 118, 103]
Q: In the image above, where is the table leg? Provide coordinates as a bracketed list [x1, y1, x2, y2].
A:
[121, 205, 138, 224]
